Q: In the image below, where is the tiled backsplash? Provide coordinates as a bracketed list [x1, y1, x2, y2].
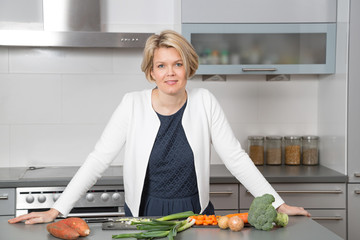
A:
[0, 47, 318, 167]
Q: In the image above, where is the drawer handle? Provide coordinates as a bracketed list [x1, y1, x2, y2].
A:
[0, 194, 9, 200]
[210, 191, 233, 195]
[246, 190, 342, 194]
[276, 190, 343, 194]
[311, 216, 343, 221]
[355, 190, 360, 194]
[242, 68, 277, 72]
[354, 173, 360, 177]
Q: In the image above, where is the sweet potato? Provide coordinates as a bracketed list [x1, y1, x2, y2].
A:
[47, 221, 80, 240]
[60, 218, 90, 237]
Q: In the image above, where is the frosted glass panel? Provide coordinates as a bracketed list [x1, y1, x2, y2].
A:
[191, 33, 327, 65]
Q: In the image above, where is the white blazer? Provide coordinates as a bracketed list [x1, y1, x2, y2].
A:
[53, 88, 284, 217]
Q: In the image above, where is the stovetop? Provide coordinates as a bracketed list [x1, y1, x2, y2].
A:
[0, 165, 124, 187]
[20, 166, 122, 179]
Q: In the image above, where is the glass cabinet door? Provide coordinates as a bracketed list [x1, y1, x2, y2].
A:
[182, 23, 336, 75]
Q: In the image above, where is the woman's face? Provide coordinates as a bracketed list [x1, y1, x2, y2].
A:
[151, 47, 187, 96]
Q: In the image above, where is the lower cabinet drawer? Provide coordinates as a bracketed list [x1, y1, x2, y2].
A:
[210, 184, 238, 210]
[240, 183, 346, 209]
[0, 188, 15, 216]
[309, 209, 346, 239]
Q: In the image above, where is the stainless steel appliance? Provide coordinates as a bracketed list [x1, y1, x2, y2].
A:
[15, 186, 125, 218]
[14, 166, 125, 218]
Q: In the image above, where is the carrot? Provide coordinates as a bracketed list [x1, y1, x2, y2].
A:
[47, 221, 80, 240]
[190, 215, 218, 226]
[60, 217, 90, 237]
[226, 212, 248, 224]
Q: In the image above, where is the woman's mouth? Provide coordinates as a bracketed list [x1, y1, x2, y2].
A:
[166, 80, 178, 85]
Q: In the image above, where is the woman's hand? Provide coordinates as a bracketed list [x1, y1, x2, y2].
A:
[277, 203, 311, 217]
[8, 208, 59, 224]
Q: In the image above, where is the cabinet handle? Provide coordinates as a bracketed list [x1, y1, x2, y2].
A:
[0, 194, 8, 200]
[354, 173, 360, 177]
[355, 190, 360, 194]
[311, 216, 343, 221]
[210, 191, 233, 195]
[242, 68, 277, 72]
[246, 190, 342, 194]
[276, 190, 343, 194]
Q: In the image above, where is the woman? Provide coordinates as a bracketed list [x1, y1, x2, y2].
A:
[9, 30, 309, 224]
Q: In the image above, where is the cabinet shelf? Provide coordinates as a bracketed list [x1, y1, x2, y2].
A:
[182, 23, 336, 75]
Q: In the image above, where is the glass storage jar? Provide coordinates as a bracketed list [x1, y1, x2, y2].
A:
[284, 136, 301, 165]
[302, 136, 319, 165]
[265, 136, 282, 165]
[248, 136, 264, 165]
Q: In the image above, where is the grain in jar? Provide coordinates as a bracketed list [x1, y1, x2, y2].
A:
[302, 135, 319, 165]
[265, 136, 282, 165]
[248, 136, 264, 165]
[284, 136, 301, 165]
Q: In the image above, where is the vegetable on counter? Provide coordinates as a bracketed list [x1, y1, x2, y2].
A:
[228, 216, 244, 232]
[248, 194, 289, 231]
[46, 217, 90, 240]
[188, 214, 218, 225]
[226, 212, 248, 224]
[112, 211, 196, 240]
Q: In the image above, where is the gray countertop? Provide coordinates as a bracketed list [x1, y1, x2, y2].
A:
[0, 164, 347, 188]
[0, 216, 342, 240]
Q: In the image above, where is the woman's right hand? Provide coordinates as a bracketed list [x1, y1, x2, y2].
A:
[8, 208, 59, 225]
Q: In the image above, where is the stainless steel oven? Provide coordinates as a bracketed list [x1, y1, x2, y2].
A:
[15, 185, 125, 218]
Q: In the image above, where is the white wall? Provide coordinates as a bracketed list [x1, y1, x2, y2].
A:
[0, 0, 347, 174]
[0, 47, 320, 168]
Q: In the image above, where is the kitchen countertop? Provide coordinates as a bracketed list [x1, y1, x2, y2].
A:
[0, 164, 347, 188]
[0, 216, 342, 240]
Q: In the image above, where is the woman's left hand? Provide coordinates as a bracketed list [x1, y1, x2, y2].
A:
[277, 203, 311, 217]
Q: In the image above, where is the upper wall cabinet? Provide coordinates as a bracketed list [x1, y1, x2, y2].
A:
[182, 0, 337, 24]
[181, 0, 337, 75]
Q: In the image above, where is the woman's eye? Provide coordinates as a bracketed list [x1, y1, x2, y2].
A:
[176, 63, 183, 67]
[157, 64, 164, 68]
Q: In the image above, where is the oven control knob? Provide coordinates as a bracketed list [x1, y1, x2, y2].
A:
[38, 195, 46, 203]
[53, 194, 60, 201]
[26, 194, 35, 204]
[101, 193, 110, 202]
[112, 193, 121, 201]
[86, 193, 95, 202]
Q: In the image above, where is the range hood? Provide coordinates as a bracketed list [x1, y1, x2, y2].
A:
[0, 0, 153, 48]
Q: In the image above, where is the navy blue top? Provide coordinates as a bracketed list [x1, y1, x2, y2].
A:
[139, 102, 201, 216]
[124, 101, 214, 217]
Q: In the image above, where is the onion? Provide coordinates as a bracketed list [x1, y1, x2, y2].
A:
[217, 216, 229, 229]
[228, 216, 244, 232]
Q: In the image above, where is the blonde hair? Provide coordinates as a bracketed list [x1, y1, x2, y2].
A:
[141, 30, 199, 82]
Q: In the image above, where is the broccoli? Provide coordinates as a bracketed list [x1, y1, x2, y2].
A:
[274, 212, 289, 227]
[248, 194, 289, 231]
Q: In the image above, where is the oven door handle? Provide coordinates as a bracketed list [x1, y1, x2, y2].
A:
[66, 212, 125, 218]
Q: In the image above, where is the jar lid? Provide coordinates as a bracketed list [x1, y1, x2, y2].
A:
[284, 135, 302, 140]
[248, 135, 264, 140]
[302, 135, 319, 140]
[265, 135, 283, 140]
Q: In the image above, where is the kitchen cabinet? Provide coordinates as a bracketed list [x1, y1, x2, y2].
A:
[239, 183, 346, 239]
[181, 0, 336, 75]
[347, 184, 360, 240]
[209, 184, 238, 215]
[182, 23, 336, 75]
[182, 0, 336, 23]
[0, 188, 15, 217]
[347, 0, 360, 239]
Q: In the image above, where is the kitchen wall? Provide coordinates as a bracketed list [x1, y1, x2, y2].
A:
[0, 0, 347, 175]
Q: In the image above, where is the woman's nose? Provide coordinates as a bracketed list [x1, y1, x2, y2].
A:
[167, 66, 175, 76]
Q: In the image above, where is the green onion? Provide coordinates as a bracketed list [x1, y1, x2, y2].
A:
[156, 211, 195, 221]
[112, 211, 196, 239]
